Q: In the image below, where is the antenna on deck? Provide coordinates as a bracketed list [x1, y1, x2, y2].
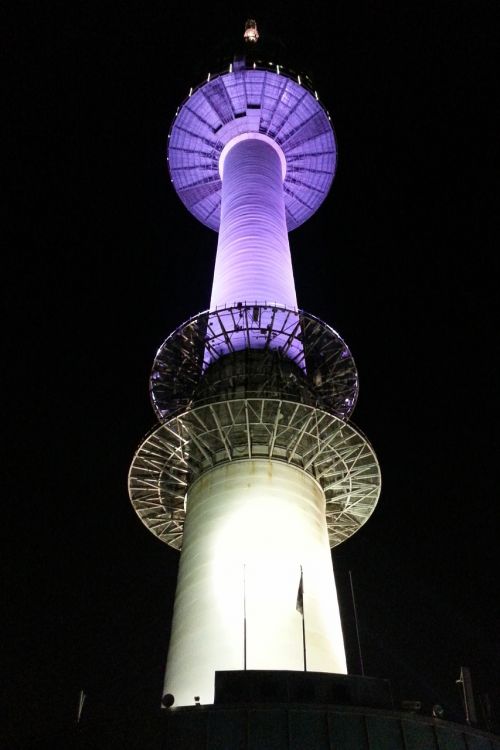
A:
[76, 689, 86, 724]
[349, 570, 365, 677]
[456, 666, 477, 725]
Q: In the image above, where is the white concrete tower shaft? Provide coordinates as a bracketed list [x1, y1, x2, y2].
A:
[164, 461, 347, 705]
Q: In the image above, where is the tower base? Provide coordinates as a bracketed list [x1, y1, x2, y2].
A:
[162, 672, 500, 750]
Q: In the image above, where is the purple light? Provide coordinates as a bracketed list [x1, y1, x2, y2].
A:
[167, 67, 337, 367]
[207, 137, 302, 364]
[210, 138, 297, 311]
[167, 68, 337, 231]
[202, 305, 304, 370]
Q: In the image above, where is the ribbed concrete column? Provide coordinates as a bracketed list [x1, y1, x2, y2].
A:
[210, 138, 298, 311]
[164, 460, 347, 707]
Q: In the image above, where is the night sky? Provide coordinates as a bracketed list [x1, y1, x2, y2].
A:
[4, 1, 499, 746]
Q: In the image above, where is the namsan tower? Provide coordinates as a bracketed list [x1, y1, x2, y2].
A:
[128, 20, 381, 709]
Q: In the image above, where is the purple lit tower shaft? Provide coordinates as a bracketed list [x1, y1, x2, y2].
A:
[211, 137, 296, 311]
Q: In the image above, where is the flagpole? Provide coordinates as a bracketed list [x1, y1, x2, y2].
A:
[243, 563, 247, 670]
[76, 689, 86, 724]
[301, 567, 307, 672]
[348, 570, 365, 677]
[296, 565, 307, 671]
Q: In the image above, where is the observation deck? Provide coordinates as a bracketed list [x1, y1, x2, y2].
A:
[129, 396, 380, 551]
[149, 304, 359, 421]
[168, 59, 336, 231]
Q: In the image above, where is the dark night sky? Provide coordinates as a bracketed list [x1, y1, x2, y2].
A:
[4, 1, 499, 746]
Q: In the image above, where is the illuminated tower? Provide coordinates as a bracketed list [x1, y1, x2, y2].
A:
[128, 21, 381, 709]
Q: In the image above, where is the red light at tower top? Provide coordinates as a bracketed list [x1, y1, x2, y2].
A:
[243, 19, 259, 43]
[128, 20, 381, 708]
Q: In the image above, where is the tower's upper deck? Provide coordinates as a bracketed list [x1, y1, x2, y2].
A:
[168, 59, 337, 231]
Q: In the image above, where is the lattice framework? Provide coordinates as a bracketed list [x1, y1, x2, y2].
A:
[129, 398, 381, 550]
[150, 305, 358, 421]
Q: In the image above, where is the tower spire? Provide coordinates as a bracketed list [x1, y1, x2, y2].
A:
[243, 19, 259, 44]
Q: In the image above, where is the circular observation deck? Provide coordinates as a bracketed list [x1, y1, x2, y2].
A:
[168, 61, 336, 231]
[128, 398, 381, 550]
[150, 305, 358, 421]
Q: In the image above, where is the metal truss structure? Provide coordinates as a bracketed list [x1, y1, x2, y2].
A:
[150, 304, 359, 421]
[129, 397, 380, 551]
